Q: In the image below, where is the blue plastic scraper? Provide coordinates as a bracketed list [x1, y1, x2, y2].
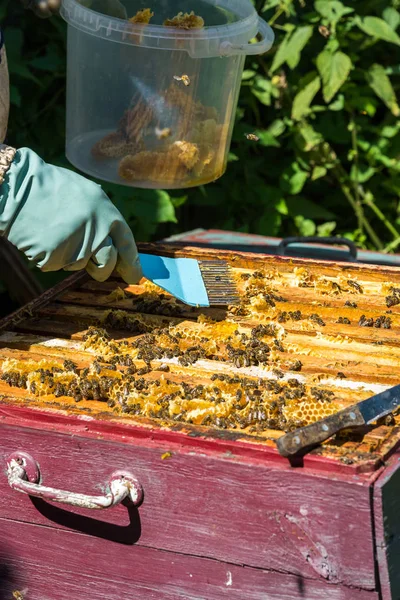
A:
[139, 253, 240, 308]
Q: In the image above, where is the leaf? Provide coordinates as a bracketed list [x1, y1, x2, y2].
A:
[314, 1, 353, 25]
[29, 50, 64, 72]
[242, 70, 256, 80]
[316, 50, 352, 102]
[383, 7, 400, 31]
[270, 32, 291, 74]
[268, 119, 286, 137]
[386, 65, 400, 75]
[317, 221, 337, 236]
[380, 122, 400, 139]
[295, 123, 323, 151]
[255, 212, 282, 236]
[292, 71, 321, 120]
[356, 16, 400, 46]
[312, 166, 327, 180]
[252, 78, 274, 106]
[328, 94, 345, 111]
[366, 64, 400, 116]
[280, 163, 309, 195]
[8, 62, 42, 84]
[350, 164, 376, 183]
[9, 85, 21, 108]
[128, 191, 177, 224]
[256, 132, 281, 147]
[295, 216, 316, 237]
[286, 196, 336, 219]
[171, 196, 187, 208]
[270, 26, 313, 73]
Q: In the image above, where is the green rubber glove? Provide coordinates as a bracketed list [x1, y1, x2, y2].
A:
[0, 148, 142, 284]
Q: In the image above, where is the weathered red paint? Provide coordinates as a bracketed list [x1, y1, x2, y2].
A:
[0, 403, 384, 476]
[0, 518, 379, 600]
[0, 418, 378, 593]
[373, 451, 400, 600]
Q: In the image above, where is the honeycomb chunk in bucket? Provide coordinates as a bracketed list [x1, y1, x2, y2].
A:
[91, 133, 143, 159]
[129, 8, 154, 24]
[164, 11, 205, 29]
[118, 150, 187, 184]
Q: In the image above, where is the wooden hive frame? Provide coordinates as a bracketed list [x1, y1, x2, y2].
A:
[1, 243, 400, 474]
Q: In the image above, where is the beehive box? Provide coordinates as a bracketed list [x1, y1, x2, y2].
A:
[0, 244, 399, 600]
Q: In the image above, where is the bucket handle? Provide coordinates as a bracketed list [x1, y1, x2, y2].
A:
[220, 18, 274, 57]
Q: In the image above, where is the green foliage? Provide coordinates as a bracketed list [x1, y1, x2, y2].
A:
[2, 0, 400, 255]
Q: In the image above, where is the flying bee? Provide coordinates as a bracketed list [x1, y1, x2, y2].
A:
[173, 74, 191, 86]
[155, 127, 172, 140]
[318, 25, 330, 38]
[12, 590, 28, 600]
[245, 133, 260, 142]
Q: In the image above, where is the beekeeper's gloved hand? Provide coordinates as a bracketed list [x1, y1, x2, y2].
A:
[21, 0, 128, 19]
[0, 148, 142, 284]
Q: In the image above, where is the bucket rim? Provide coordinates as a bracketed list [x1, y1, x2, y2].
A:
[60, 0, 273, 53]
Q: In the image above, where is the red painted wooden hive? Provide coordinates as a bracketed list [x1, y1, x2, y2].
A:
[0, 244, 399, 600]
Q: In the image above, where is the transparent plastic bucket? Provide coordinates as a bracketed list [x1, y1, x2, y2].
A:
[60, 0, 274, 189]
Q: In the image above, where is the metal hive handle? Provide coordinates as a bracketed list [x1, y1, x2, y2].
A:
[6, 451, 143, 510]
[279, 237, 358, 260]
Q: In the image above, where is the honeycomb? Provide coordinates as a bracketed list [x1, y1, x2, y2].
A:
[2, 257, 399, 449]
[0, 287, 346, 435]
[163, 11, 205, 29]
[129, 8, 154, 24]
[1, 339, 340, 433]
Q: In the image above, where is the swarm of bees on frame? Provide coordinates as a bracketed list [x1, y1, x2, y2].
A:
[2, 263, 389, 436]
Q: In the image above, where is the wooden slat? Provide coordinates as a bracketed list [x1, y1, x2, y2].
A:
[0, 424, 378, 590]
[0, 518, 379, 600]
[373, 452, 400, 600]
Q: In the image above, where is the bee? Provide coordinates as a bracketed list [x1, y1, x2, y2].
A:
[173, 74, 191, 86]
[272, 368, 284, 379]
[273, 339, 285, 352]
[156, 364, 170, 372]
[245, 133, 260, 142]
[155, 127, 172, 140]
[358, 315, 374, 328]
[386, 295, 400, 308]
[344, 301, 357, 308]
[92, 361, 102, 375]
[347, 280, 363, 294]
[318, 25, 330, 38]
[137, 366, 151, 376]
[63, 359, 77, 372]
[12, 590, 28, 600]
[309, 313, 325, 327]
[54, 383, 67, 398]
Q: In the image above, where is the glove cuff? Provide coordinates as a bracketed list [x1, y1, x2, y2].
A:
[0, 144, 17, 186]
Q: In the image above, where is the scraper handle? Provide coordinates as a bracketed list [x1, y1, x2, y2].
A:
[276, 405, 366, 457]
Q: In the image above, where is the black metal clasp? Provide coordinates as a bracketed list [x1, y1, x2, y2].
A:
[278, 236, 358, 261]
